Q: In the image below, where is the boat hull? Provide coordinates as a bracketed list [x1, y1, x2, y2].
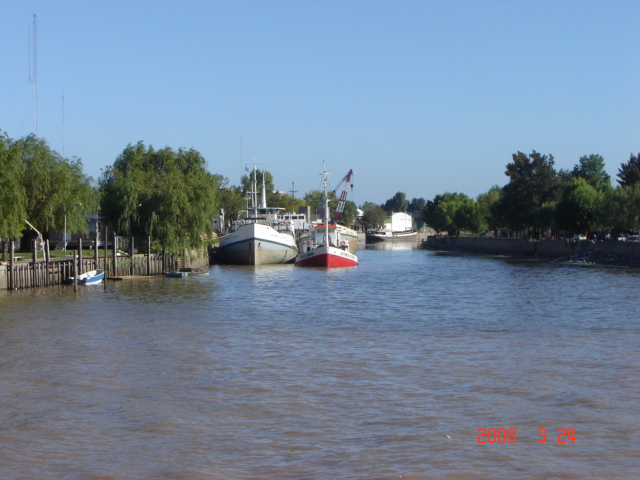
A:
[366, 230, 417, 242]
[219, 223, 297, 265]
[67, 269, 105, 285]
[295, 245, 358, 268]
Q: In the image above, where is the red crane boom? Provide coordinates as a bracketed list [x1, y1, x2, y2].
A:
[331, 169, 354, 223]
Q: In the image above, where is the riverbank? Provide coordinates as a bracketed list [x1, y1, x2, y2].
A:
[422, 235, 640, 266]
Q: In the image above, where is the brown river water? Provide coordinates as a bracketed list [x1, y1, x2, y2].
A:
[0, 244, 638, 479]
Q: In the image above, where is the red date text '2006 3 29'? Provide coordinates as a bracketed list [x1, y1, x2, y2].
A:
[477, 428, 576, 443]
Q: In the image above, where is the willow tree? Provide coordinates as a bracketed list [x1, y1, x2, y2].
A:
[0, 133, 97, 253]
[99, 142, 219, 252]
[555, 178, 605, 236]
[0, 132, 27, 258]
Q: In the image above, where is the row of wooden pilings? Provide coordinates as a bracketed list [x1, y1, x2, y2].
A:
[5, 231, 179, 290]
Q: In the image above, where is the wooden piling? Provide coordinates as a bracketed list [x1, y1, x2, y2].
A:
[94, 229, 99, 267]
[112, 232, 118, 277]
[9, 240, 15, 290]
[130, 236, 134, 276]
[103, 226, 108, 290]
[78, 238, 83, 276]
[147, 236, 151, 276]
[73, 249, 78, 292]
[32, 240, 37, 287]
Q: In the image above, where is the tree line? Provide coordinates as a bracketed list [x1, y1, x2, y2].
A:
[0, 132, 359, 256]
[4, 129, 639, 253]
[363, 151, 640, 239]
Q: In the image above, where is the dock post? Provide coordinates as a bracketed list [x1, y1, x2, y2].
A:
[78, 238, 83, 276]
[45, 240, 50, 286]
[94, 229, 99, 269]
[9, 240, 15, 290]
[130, 236, 134, 276]
[32, 239, 37, 287]
[104, 226, 108, 290]
[73, 249, 78, 292]
[113, 232, 118, 277]
[147, 236, 151, 275]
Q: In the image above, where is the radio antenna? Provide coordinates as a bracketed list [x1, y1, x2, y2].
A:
[28, 13, 38, 135]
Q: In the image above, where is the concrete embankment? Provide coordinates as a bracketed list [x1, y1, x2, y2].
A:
[422, 235, 640, 264]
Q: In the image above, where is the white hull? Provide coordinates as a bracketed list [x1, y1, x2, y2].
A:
[219, 222, 297, 265]
[299, 224, 358, 254]
[367, 230, 417, 242]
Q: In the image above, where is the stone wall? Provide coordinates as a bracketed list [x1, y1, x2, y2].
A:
[423, 235, 640, 260]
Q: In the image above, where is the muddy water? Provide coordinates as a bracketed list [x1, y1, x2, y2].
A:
[1, 246, 638, 479]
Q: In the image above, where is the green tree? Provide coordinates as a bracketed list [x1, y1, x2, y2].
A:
[454, 197, 485, 234]
[217, 187, 247, 225]
[609, 185, 640, 233]
[495, 150, 559, 237]
[0, 132, 28, 258]
[303, 190, 326, 217]
[476, 186, 503, 233]
[13, 134, 96, 246]
[383, 192, 409, 212]
[301, 190, 357, 226]
[99, 142, 219, 252]
[572, 154, 611, 191]
[408, 197, 426, 213]
[616, 153, 640, 187]
[555, 178, 605, 237]
[240, 169, 275, 205]
[339, 200, 358, 227]
[423, 192, 482, 236]
[360, 202, 387, 230]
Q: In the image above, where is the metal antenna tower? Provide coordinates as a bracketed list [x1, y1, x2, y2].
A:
[28, 13, 38, 135]
[289, 182, 297, 213]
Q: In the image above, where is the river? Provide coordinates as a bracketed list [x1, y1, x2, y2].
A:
[0, 244, 638, 479]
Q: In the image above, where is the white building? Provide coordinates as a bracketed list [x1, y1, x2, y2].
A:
[384, 212, 413, 232]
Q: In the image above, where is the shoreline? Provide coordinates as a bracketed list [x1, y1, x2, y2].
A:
[422, 235, 640, 268]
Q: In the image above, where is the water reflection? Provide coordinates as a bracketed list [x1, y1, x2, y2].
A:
[364, 241, 418, 251]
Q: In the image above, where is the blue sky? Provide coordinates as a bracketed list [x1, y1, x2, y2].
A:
[2, 1, 640, 205]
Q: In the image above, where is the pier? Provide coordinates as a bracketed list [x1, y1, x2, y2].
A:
[1, 238, 179, 290]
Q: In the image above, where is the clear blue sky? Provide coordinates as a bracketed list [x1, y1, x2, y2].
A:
[3, 0, 640, 205]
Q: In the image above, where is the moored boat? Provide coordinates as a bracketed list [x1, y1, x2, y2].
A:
[165, 271, 188, 277]
[218, 163, 298, 265]
[67, 269, 105, 285]
[366, 229, 417, 242]
[295, 165, 358, 268]
[179, 268, 209, 276]
[366, 211, 417, 242]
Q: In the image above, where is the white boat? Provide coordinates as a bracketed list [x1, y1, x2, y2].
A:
[218, 164, 298, 265]
[295, 165, 358, 268]
[299, 222, 358, 254]
[366, 212, 417, 242]
[66, 269, 105, 285]
[366, 229, 417, 242]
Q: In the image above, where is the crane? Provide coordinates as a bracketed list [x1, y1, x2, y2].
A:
[330, 169, 354, 223]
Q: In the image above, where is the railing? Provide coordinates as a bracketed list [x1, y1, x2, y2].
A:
[4, 238, 179, 290]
